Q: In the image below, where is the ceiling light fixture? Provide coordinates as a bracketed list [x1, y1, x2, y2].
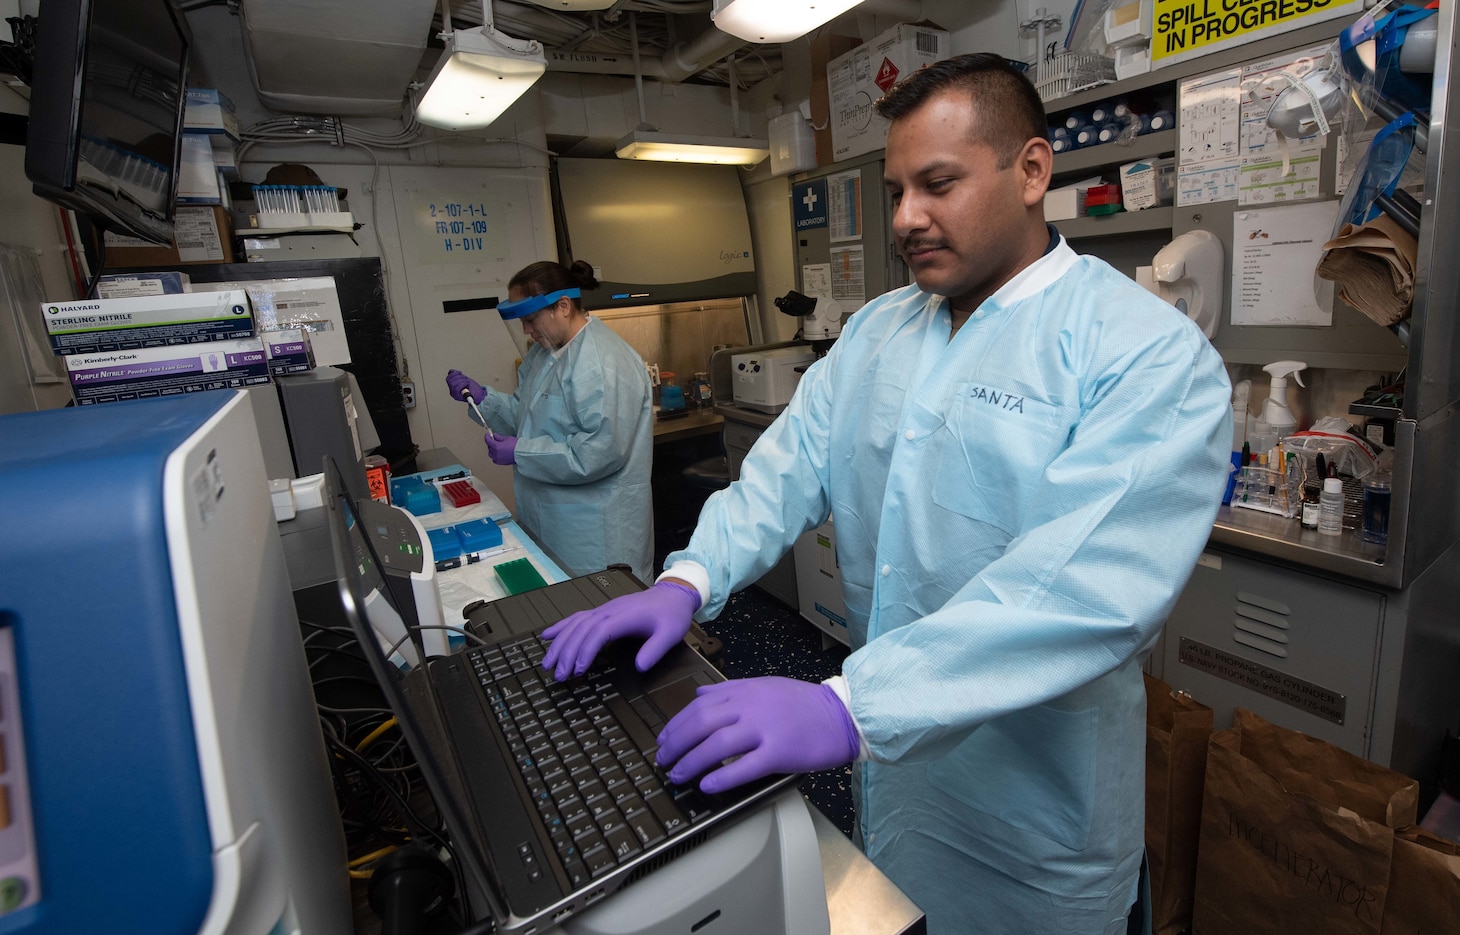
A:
[614, 33, 769, 166]
[710, 0, 867, 44]
[614, 130, 770, 165]
[416, 3, 546, 131]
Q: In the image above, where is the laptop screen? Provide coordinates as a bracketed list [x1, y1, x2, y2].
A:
[321, 456, 506, 926]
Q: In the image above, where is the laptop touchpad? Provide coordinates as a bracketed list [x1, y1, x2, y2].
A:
[647, 672, 713, 719]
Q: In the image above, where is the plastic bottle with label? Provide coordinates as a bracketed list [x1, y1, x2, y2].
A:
[1317, 477, 1345, 536]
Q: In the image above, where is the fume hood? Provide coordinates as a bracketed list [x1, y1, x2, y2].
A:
[552, 158, 757, 309]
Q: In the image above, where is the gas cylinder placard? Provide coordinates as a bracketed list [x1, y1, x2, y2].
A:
[1152, 0, 1363, 69]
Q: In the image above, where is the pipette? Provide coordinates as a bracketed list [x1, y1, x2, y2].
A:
[460, 388, 495, 440]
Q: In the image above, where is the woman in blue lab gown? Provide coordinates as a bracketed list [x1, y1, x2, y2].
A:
[447, 260, 653, 582]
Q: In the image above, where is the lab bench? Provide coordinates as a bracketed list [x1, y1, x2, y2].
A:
[1152, 491, 1460, 809]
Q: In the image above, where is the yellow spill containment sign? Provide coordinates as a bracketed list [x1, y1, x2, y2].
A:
[1152, 0, 1363, 68]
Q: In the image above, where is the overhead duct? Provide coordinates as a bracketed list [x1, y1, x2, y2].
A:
[239, 0, 440, 116]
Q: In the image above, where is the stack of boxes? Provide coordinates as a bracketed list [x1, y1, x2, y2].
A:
[41, 277, 316, 405]
[180, 89, 240, 206]
[102, 89, 240, 267]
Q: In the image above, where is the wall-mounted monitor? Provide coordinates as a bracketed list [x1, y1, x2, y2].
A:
[23, 0, 191, 244]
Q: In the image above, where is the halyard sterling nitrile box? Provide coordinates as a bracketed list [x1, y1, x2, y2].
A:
[65, 337, 270, 405]
[828, 24, 949, 162]
[42, 290, 252, 354]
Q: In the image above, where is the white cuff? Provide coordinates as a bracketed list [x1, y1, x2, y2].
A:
[822, 675, 871, 762]
[656, 560, 710, 610]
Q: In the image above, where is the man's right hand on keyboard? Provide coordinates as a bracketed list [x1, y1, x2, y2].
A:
[541, 580, 701, 681]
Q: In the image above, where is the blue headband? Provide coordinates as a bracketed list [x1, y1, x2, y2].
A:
[497, 287, 580, 321]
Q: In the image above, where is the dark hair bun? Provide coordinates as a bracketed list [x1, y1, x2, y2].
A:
[569, 259, 599, 291]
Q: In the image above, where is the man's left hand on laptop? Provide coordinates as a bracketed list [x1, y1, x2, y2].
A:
[656, 677, 860, 794]
[541, 579, 700, 680]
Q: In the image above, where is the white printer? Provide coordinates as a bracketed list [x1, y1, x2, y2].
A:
[731, 346, 816, 413]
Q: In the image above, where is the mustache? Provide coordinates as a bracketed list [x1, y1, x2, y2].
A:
[899, 239, 945, 253]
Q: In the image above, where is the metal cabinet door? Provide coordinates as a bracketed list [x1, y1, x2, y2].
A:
[1161, 547, 1385, 756]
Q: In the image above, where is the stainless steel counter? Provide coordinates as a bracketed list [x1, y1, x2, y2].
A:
[814, 807, 925, 935]
[1211, 504, 1391, 587]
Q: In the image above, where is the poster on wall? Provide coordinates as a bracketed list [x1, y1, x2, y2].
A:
[1177, 68, 1242, 206]
[1230, 201, 1338, 327]
[1152, 0, 1363, 70]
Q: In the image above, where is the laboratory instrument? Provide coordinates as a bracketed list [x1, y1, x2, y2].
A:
[775, 288, 843, 343]
[0, 392, 350, 933]
[730, 346, 816, 413]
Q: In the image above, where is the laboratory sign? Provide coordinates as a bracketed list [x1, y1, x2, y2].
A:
[1152, 0, 1363, 69]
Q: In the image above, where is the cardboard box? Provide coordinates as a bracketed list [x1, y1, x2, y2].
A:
[103, 205, 235, 266]
[1044, 177, 1103, 221]
[829, 24, 950, 163]
[184, 89, 240, 139]
[811, 33, 861, 168]
[192, 277, 350, 366]
[42, 289, 253, 354]
[260, 328, 316, 376]
[95, 271, 191, 299]
[1120, 157, 1176, 210]
[66, 336, 270, 405]
[177, 133, 223, 204]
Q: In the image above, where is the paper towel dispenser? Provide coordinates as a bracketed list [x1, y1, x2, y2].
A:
[553, 158, 757, 309]
[1149, 230, 1225, 339]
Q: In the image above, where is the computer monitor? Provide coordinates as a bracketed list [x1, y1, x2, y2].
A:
[24, 0, 191, 244]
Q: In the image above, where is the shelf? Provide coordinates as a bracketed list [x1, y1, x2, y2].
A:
[1041, 18, 1349, 113]
[1059, 207, 1174, 239]
[1052, 129, 1176, 176]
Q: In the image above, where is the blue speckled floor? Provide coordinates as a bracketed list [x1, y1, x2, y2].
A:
[699, 585, 856, 838]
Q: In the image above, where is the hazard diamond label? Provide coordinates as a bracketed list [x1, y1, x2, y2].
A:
[875, 57, 900, 93]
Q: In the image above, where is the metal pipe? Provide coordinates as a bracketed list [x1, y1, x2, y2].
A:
[630, 12, 647, 125]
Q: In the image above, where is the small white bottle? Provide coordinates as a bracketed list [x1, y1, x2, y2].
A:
[1318, 477, 1345, 536]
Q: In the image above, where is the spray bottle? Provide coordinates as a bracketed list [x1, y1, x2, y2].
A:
[1261, 360, 1308, 440]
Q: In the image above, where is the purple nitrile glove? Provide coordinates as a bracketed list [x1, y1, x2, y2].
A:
[656, 677, 860, 795]
[541, 580, 701, 681]
[446, 369, 486, 405]
[484, 431, 517, 465]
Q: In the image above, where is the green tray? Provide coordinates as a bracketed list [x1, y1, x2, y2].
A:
[493, 557, 548, 595]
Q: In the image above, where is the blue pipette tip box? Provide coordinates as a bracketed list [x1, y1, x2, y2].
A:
[456, 518, 502, 553]
[390, 475, 441, 516]
[428, 526, 464, 570]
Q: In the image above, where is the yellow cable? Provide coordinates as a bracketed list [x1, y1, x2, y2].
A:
[348, 844, 401, 868]
[355, 718, 398, 753]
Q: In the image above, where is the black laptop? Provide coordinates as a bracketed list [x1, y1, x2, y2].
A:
[322, 458, 799, 933]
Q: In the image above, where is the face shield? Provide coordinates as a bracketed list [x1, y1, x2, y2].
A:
[496, 287, 579, 359]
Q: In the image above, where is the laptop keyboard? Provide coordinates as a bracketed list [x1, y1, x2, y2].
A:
[469, 634, 714, 888]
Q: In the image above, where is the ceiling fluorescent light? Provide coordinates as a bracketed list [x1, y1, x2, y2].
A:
[614, 130, 770, 166]
[711, 0, 867, 43]
[416, 26, 546, 131]
[522, 0, 617, 8]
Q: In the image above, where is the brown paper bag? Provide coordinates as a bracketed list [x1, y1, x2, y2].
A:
[1380, 827, 1460, 935]
[1145, 672, 1214, 935]
[1191, 708, 1419, 935]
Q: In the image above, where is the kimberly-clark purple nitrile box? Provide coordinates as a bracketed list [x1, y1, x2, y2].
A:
[65, 337, 270, 405]
[261, 328, 315, 375]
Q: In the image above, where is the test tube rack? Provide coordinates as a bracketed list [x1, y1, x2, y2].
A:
[1231, 465, 1302, 519]
[248, 184, 353, 231]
